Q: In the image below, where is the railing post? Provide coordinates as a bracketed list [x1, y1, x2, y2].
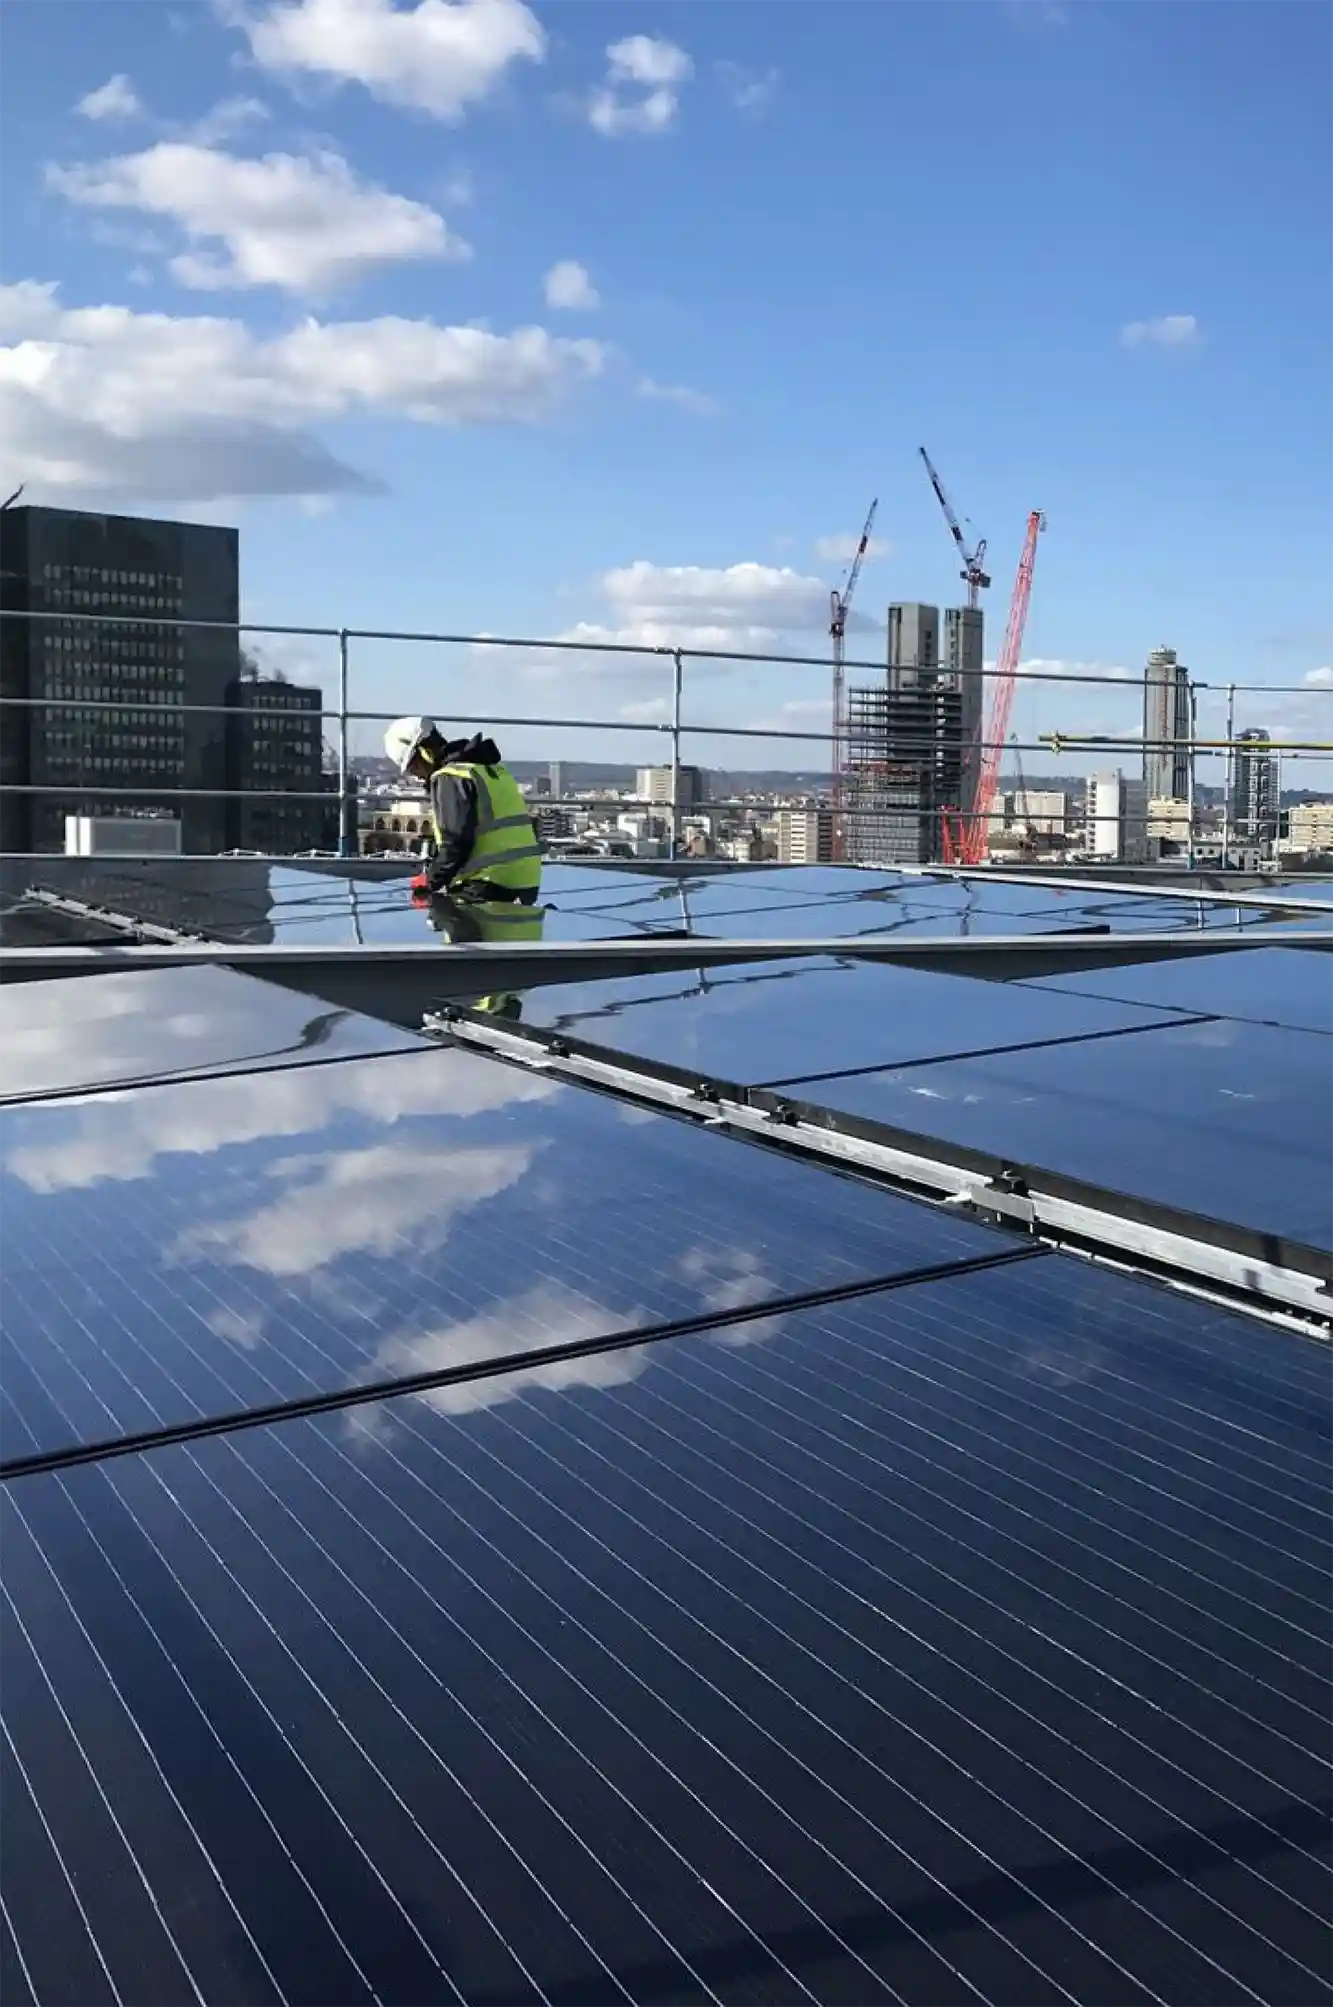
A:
[670, 648, 684, 860]
[337, 628, 353, 859]
[1221, 681, 1236, 865]
[1185, 680, 1197, 873]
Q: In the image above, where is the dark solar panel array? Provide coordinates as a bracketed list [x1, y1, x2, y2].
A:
[773, 1014, 1333, 1250]
[2, 1251, 1328, 2006]
[0, 1045, 1004, 1465]
[0, 964, 427, 1105]
[3, 891, 1331, 2007]
[524, 956, 1187, 1082]
[18, 854, 1323, 951]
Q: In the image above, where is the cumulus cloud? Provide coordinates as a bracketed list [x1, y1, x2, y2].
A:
[49, 143, 465, 295]
[495, 557, 871, 684]
[714, 61, 779, 115]
[635, 375, 720, 417]
[76, 74, 143, 121]
[1120, 313, 1202, 351]
[186, 95, 273, 145]
[233, 0, 545, 117]
[587, 34, 692, 136]
[600, 558, 836, 643]
[812, 531, 890, 564]
[1303, 666, 1333, 687]
[543, 258, 599, 311]
[0, 279, 607, 501]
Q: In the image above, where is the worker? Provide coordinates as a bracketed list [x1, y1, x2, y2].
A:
[423, 889, 544, 1021]
[383, 715, 542, 907]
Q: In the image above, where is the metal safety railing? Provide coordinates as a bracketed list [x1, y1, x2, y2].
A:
[2, 606, 1329, 862]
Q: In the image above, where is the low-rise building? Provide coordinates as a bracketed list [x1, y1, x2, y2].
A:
[774, 807, 833, 864]
[1285, 801, 1333, 855]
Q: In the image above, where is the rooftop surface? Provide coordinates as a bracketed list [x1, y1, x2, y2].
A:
[1, 856, 1330, 2005]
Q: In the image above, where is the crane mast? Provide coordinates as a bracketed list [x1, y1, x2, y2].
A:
[918, 447, 990, 610]
[959, 509, 1044, 866]
[829, 497, 877, 862]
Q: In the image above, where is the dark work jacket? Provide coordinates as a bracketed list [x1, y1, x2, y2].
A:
[423, 735, 524, 896]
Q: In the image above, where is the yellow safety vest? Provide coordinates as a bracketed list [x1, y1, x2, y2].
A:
[435, 763, 542, 895]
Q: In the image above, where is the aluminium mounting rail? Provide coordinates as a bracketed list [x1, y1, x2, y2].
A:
[427, 1007, 1333, 1339]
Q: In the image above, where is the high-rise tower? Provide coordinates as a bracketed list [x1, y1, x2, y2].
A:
[1142, 645, 1192, 801]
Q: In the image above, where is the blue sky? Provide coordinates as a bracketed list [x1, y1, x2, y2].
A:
[1, 0, 1330, 776]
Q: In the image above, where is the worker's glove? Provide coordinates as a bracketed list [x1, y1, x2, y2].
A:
[410, 872, 432, 906]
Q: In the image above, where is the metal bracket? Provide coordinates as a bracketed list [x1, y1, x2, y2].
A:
[426, 1009, 1332, 1340]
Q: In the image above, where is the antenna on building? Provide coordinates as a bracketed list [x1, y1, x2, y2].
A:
[1, 485, 24, 511]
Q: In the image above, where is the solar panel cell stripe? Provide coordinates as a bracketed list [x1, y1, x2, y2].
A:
[18, 1477, 493, 2007]
[586, 1367, 1332, 1968]
[808, 1290, 1333, 1632]
[197, 1432, 901, 2007]
[343, 1412, 1148, 2007]
[88, 1445, 823, 2007]
[228, 1419, 1000, 2007]
[745, 1313, 1333, 1747]
[0, 1509, 299, 2007]
[469, 1399, 1310, 2006]
[646, 1316, 1333, 1910]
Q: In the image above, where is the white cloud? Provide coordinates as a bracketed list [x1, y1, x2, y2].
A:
[1120, 313, 1202, 351]
[607, 34, 692, 86]
[186, 95, 273, 144]
[602, 558, 835, 639]
[1303, 666, 1333, 687]
[543, 258, 599, 312]
[812, 531, 890, 564]
[635, 375, 719, 417]
[529, 561, 855, 662]
[175, 1139, 536, 1275]
[7, 1045, 556, 1194]
[76, 74, 143, 121]
[0, 279, 606, 501]
[587, 33, 692, 136]
[587, 85, 678, 137]
[49, 143, 465, 295]
[714, 61, 778, 115]
[234, 0, 545, 117]
[377, 1280, 653, 1417]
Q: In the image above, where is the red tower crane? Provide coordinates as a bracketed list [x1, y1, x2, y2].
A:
[959, 508, 1045, 866]
[919, 447, 990, 609]
[829, 497, 878, 862]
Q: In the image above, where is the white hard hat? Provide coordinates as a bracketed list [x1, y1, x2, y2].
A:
[384, 715, 436, 774]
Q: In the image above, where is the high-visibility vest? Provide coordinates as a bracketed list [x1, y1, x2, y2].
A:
[435, 763, 542, 894]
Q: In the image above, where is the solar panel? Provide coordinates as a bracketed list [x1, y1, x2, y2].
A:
[1028, 942, 1333, 1035]
[525, 956, 1188, 1085]
[773, 1015, 1333, 1248]
[0, 1043, 1006, 1466]
[2, 1254, 1326, 2005]
[0, 964, 427, 1105]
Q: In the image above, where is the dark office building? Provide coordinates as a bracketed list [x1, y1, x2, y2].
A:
[1, 505, 239, 854]
[1234, 727, 1279, 845]
[226, 670, 333, 853]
